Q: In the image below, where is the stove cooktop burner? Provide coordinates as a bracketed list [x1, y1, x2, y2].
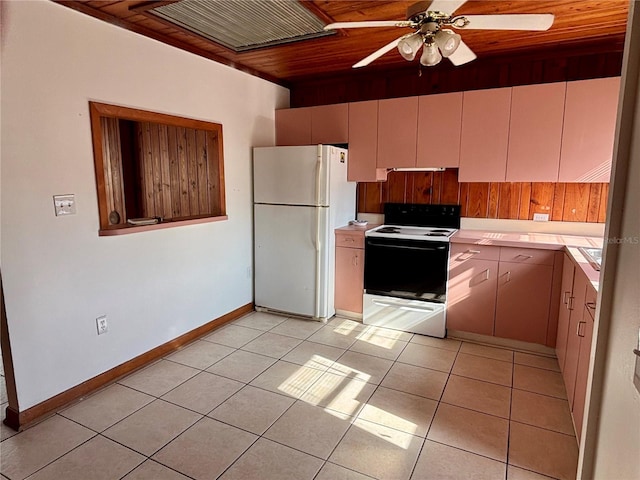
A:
[366, 224, 457, 242]
[376, 227, 400, 233]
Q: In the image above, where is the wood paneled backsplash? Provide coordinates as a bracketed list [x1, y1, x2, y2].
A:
[357, 170, 608, 223]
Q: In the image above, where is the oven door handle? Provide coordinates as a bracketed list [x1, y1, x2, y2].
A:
[372, 299, 436, 312]
[367, 243, 447, 252]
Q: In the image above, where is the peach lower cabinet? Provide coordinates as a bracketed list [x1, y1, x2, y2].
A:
[334, 227, 367, 317]
[447, 242, 562, 347]
[555, 252, 598, 442]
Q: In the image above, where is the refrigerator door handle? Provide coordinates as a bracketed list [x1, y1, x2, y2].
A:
[314, 205, 322, 319]
[315, 146, 323, 206]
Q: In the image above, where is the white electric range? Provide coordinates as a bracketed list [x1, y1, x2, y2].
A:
[363, 204, 461, 338]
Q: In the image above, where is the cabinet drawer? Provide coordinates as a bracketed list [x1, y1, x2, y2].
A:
[585, 284, 597, 320]
[336, 232, 364, 249]
[450, 243, 500, 262]
[499, 247, 555, 266]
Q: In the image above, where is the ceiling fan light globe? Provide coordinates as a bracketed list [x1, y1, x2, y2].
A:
[434, 30, 461, 57]
[397, 33, 423, 61]
[420, 43, 442, 66]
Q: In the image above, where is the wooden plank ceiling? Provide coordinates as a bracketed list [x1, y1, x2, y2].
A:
[57, 1, 629, 86]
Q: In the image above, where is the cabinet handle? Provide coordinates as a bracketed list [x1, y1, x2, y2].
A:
[516, 254, 534, 259]
[586, 302, 596, 310]
[563, 291, 571, 305]
[483, 269, 490, 281]
[467, 249, 481, 254]
[352, 255, 358, 267]
[567, 296, 575, 310]
[577, 321, 586, 337]
[504, 271, 511, 282]
[345, 237, 355, 242]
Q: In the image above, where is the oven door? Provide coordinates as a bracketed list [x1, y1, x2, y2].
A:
[364, 237, 449, 302]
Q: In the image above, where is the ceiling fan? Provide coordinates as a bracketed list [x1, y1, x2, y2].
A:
[324, 0, 554, 68]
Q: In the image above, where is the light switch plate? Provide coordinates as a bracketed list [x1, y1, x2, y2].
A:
[533, 213, 549, 222]
[53, 194, 76, 216]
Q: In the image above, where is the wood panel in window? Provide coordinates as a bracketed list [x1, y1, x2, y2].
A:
[90, 102, 226, 234]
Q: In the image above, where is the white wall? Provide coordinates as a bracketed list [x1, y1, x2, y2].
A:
[0, 0, 288, 410]
[581, 2, 640, 478]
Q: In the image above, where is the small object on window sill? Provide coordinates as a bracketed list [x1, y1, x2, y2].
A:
[127, 217, 162, 226]
[349, 220, 368, 227]
[109, 211, 121, 224]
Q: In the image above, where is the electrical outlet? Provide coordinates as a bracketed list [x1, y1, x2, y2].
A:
[53, 194, 76, 216]
[96, 315, 108, 335]
[533, 213, 549, 222]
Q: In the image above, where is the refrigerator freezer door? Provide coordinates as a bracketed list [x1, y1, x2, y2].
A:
[253, 145, 329, 206]
[254, 203, 331, 319]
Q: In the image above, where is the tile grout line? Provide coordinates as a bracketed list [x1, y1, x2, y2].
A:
[5, 316, 573, 480]
[407, 338, 463, 480]
[16, 415, 101, 480]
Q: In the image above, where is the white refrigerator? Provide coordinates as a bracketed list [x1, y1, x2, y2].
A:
[253, 145, 356, 321]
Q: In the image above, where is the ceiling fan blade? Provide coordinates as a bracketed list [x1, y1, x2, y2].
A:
[459, 14, 554, 31]
[324, 21, 413, 30]
[353, 37, 402, 68]
[448, 40, 476, 66]
[427, 0, 467, 15]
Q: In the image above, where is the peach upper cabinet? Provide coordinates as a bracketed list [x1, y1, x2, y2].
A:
[417, 92, 463, 168]
[558, 76, 621, 182]
[377, 97, 419, 169]
[311, 104, 349, 144]
[348, 100, 387, 182]
[506, 82, 566, 182]
[275, 104, 348, 146]
[275, 107, 312, 146]
[459, 87, 512, 182]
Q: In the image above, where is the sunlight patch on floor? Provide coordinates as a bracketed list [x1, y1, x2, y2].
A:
[358, 404, 418, 437]
[276, 365, 323, 398]
[355, 330, 399, 350]
[279, 356, 417, 450]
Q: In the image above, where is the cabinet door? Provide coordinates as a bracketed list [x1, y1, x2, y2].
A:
[556, 254, 576, 371]
[572, 305, 594, 442]
[494, 261, 553, 344]
[507, 82, 565, 182]
[562, 270, 589, 406]
[377, 96, 419, 168]
[311, 104, 348, 144]
[559, 77, 620, 182]
[335, 247, 364, 313]
[447, 258, 498, 335]
[275, 108, 312, 146]
[459, 87, 511, 182]
[417, 92, 462, 168]
[348, 101, 387, 182]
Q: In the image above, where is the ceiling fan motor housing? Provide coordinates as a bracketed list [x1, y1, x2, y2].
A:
[406, 1, 435, 20]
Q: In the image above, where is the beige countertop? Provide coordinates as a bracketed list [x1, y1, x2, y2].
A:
[452, 229, 603, 250]
[335, 224, 380, 234]
[453, 229, 602, 291]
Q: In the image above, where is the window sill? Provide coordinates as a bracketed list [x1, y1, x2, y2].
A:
[99, 215, 228, 236]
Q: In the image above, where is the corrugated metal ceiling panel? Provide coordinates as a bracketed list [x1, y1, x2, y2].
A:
[153, 0, 334, 52]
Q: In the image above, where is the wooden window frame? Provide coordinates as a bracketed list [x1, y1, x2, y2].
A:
[89, 102, 226, 236]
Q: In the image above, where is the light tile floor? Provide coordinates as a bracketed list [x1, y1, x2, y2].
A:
[0, 312, 579, 480]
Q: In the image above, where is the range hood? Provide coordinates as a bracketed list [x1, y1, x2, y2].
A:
[387, 167, 446, 172]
